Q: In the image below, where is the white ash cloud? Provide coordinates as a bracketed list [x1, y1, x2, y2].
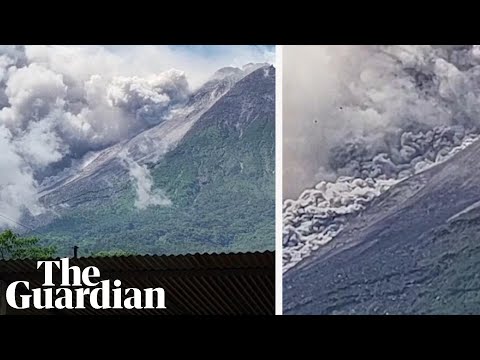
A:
[0, 46, 191, 156]
[284, 45, 480, 198]
[283, 135, 480, 272]
[120, 152, 172, 209]
[0, 46, 189, 225]
[106, 70, 190, 125]
[0, 126, 43, 225]
[283, 177, 398, 272]
[283, 45, 480, 271]
[0, 45, 272, 226]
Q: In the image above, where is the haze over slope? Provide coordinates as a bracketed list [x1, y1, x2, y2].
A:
[28, 66, 276, 256]
[0, 45, 273, 228]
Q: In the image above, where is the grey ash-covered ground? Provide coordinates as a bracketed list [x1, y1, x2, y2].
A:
[285, 136, 480, 314]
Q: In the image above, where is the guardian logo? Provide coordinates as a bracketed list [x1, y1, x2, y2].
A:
[6, 258, 166, 310]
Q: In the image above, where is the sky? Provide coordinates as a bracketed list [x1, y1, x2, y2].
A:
[102, 45, 275, 87]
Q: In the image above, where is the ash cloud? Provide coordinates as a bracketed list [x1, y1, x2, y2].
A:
[0, 46, 189, 225]
[0, 126, 43, 224]
[0, 45, 272, 226]
[284, 45, 480, 198]
[283, 45, 480, 271]
[120, 152, 172, 209]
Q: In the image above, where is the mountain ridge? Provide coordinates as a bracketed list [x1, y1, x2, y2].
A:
[25, 65, 275, 257]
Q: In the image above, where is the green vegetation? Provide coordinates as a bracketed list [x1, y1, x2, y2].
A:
[35, 113, 275, 257]
[0, 229, 56, 260]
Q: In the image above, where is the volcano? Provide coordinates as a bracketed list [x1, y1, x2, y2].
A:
[21, 65, 276, 257]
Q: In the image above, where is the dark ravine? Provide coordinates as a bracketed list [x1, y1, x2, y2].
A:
[284, 137, 480, 315]
[23, 66, 275, 257]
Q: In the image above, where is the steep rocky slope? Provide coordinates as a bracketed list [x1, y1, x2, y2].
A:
[27, 66, 275, 257]
[284, 137, 480, 314]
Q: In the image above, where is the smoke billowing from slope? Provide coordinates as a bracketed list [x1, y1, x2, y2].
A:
[120, 152, 172, 209]
[0, 45, 272, 226]
[0, 45, 190, 225]
[284, 45, 480, 198]
[283, 45, 480, 271]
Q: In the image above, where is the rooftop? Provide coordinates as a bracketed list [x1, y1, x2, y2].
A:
[0, 251, 275, 315]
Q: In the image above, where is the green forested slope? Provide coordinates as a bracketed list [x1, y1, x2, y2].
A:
[35, 66, 275, 256]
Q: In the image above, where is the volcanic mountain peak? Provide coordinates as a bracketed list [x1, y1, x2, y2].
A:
[22, 63, 275, 259]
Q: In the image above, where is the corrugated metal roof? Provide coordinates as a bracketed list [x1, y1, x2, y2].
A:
[0, 251, 274, 315]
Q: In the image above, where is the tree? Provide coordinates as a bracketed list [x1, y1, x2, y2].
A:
[0, 229, 56, 260]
